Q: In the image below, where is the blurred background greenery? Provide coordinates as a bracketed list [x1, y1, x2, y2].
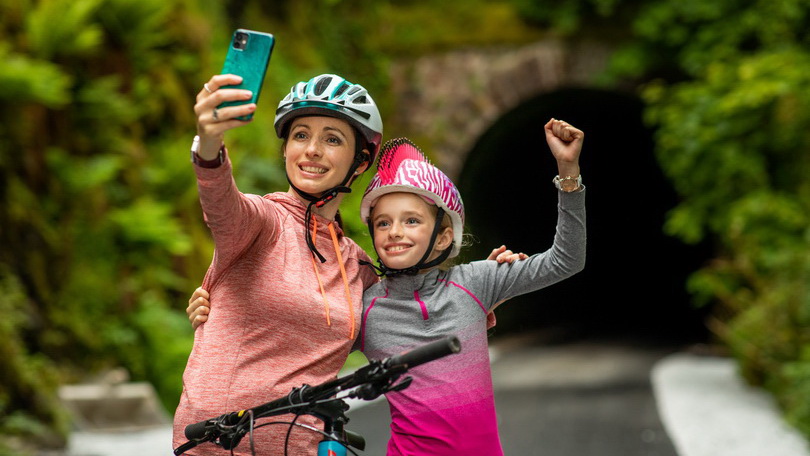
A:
[1, 0, 808, 453]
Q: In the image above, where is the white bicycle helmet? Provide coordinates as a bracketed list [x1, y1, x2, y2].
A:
[274, 74, 383, 160]
[361, 138, 465, 261]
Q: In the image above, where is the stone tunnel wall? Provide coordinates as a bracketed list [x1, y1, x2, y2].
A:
[388, 38, 617, 179]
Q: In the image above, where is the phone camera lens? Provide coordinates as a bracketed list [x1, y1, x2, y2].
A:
[234, 32, 248, 49]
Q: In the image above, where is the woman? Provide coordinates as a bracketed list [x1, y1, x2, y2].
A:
[173, 73, 383, 455]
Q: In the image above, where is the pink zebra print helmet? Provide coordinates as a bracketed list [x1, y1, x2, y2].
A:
[360, 138, 465, 258]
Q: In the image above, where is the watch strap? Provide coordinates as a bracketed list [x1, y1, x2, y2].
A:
[190, 135, 225, 168]
[552, 174, 582, 192]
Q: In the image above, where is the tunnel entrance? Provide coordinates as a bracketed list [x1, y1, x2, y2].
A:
[457, 88, 713, 345]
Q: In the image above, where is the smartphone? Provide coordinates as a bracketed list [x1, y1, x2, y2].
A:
[218, 29, 275, 121]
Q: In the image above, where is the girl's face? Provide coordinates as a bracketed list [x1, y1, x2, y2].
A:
[370, 192, 453, 271]
[284, 116, 367, 197]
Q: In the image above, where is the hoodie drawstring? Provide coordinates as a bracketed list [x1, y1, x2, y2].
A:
[329, 222, 356, 339]
[310, 215, 331, 326]
[309, 214, 356, 339]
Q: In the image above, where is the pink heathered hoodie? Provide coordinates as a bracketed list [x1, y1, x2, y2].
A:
[173, 152, 378, 455]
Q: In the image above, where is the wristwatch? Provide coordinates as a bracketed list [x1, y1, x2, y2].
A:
[553, 175, 582, 192]
[190, 135, 225, 168]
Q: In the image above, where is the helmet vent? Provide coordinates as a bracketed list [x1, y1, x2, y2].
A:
[334, 82, 349, 97]
[314, 77, 332, 96]
[354, 95, 368, 104]
[377, 138, 427, 183]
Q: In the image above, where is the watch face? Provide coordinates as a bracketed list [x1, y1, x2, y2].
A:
[561, 178, 578, 191]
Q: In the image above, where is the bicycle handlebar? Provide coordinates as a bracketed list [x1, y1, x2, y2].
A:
[176, 335, 461, 454]
[385, 334, 461, 370]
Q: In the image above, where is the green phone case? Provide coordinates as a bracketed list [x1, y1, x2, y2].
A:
[218, 29, 275, 121]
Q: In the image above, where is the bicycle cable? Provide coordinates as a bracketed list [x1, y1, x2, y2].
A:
[245, 416, 361, 456]
[283, 413, 299, 456]
[216, 395, 360, 456]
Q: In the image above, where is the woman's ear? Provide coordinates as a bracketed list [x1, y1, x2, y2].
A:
[355, 150, 371, 175]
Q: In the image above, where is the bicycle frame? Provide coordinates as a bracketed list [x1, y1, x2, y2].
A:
[174, 335, 461, 455]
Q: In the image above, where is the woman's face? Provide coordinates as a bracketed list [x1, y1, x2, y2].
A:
[284, 116, 367, 196]
[370, 192, 453, 270]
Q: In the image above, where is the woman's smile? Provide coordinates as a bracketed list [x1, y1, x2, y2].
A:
[298, 161, 330, 176]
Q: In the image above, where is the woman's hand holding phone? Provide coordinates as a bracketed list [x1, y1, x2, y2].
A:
[193, 75, 255, 160]
[192, 29, 275, 161]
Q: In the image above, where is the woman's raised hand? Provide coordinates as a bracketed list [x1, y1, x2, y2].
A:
[193, 74, 255, 160]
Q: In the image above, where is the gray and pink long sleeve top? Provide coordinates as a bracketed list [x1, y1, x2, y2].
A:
[359, 188, 586, 455]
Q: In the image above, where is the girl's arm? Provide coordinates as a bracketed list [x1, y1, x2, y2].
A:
[477, 119, 586, 308]
[484, 189, 586, 309]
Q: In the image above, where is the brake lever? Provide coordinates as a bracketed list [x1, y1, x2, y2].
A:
[215, 411, 252, 450]
[173, 439, 204, 455]
[350, 374, 413, 401]
[390, 376, 412, 392]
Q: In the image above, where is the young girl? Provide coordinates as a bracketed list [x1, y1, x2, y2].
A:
[358, 119, 585, 455]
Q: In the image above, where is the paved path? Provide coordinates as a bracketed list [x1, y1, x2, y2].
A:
[654, 353, 810, 456]
[63, 335, 810, 456]
[346, 336, 678, 455]
[65, 425, 172, 456]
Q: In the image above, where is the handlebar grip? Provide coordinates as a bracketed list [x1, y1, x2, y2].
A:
[185, 419, 210, 440]
[385, 335, 461, 370]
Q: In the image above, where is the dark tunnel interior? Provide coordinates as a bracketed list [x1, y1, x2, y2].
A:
[456, 88, 714, 346]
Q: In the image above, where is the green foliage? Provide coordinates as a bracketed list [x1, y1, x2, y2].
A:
[25, 0, 105, 60]
[508, 0, 660, 40]
[783, 353, 810, 437]
[623, 0, 810, 439]
[632, 0, 810, 76]
[369, 0, 545, 55]
[0, 0, 213, 451]
[511, 0, 626, 33]
[342, 170, 377, 257]
[0, 267, 70, 453]
[3, 0, 528, 450]
[514, 0, 810, 441]
[0, 43, 72, 106]
[8, 0, 808, 449]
